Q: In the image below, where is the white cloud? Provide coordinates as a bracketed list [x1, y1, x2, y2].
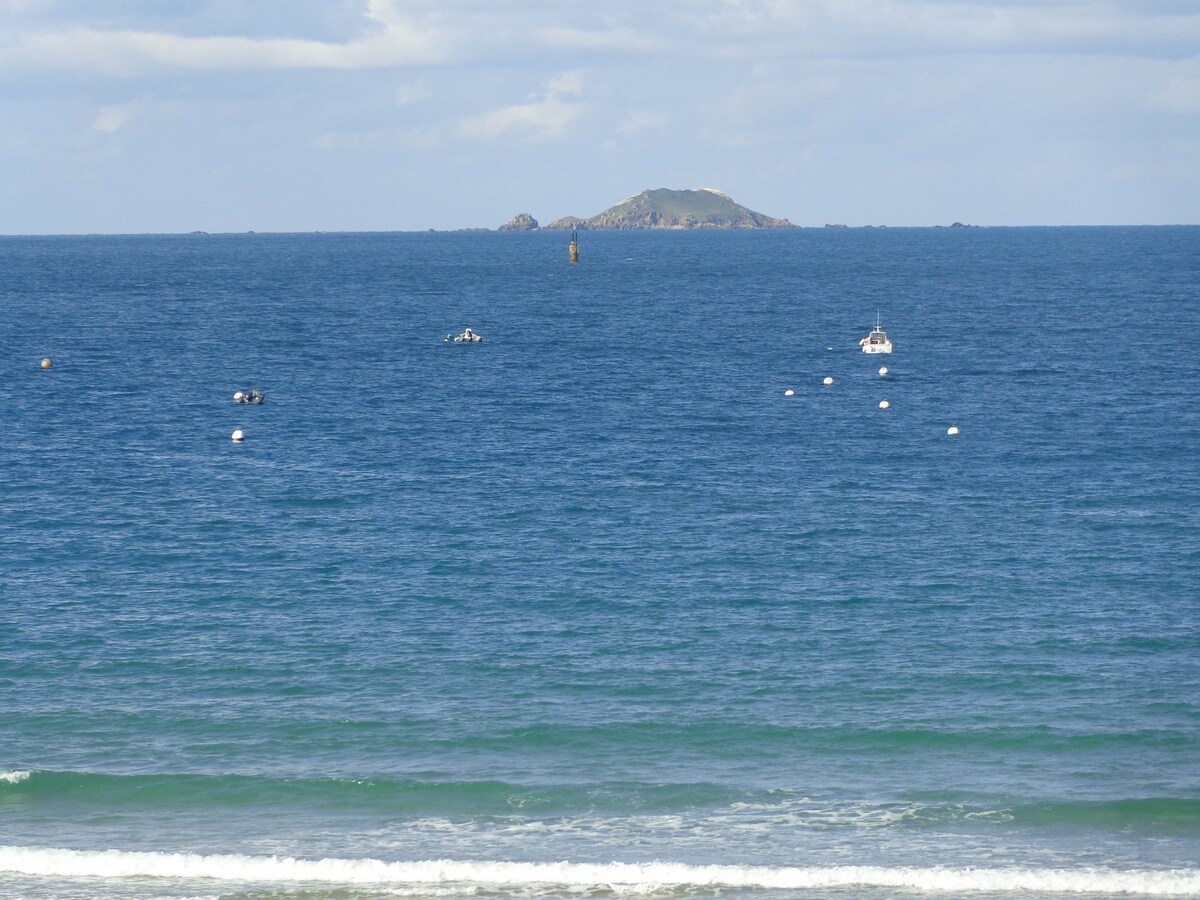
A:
[616, 112, 667, 134]
[5, 1, 1199, 79]
[664, 0, 1200, 59]
[458, 98, 581, 142]
[91, 103, 135, 133]
[1, 5, 451, 75]
[2, 1, 1199, 230]
[456, 71, 588, 142]
[395, 81, 431, 106]
[548, 71, 586, 96]
[364, 0, 410, 31]
[534, 26, 659, 53]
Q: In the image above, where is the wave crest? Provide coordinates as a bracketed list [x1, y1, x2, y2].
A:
[1, 846, 1198, 895]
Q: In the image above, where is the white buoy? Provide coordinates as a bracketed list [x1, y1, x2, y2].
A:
[40, 357, 53, 369]
[947, 425, 959, 435]
[231, 429, 245, 442]
[784, 388, 795, 397]
[879, 366, 889, 376]
[823, 376, 834, 386]
[879, 399, 890, 409]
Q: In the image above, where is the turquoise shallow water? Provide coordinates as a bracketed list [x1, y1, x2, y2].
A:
[1, 228, 1199, 899]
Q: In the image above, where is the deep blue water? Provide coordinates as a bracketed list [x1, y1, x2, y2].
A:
[1, 227, 1199, 899]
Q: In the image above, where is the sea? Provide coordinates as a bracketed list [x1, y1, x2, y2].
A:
[1, 226, 1198, 900]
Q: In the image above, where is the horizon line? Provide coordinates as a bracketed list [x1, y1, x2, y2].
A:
[2, 223, 1198, 238]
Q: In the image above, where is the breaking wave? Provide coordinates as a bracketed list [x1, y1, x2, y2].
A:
[1, 846, 1198, 895]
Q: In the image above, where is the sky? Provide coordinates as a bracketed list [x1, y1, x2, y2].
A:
[1, 0, 1198, 233]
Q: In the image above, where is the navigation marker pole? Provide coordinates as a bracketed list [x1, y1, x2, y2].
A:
[569, 228, 579, 263]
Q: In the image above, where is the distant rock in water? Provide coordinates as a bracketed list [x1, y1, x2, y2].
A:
[499, 212, 539, 231]
[546, 188, 793, 230]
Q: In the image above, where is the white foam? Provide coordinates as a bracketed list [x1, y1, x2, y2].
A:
[1, 847, 1197, 895]
[726, 797, 920, 829]
[0, 771, 31, 784]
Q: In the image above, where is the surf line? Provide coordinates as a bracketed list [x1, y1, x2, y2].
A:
[2, 848, 1199, 895]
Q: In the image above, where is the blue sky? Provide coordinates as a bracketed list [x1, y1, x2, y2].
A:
[2, 0, 1198, 232]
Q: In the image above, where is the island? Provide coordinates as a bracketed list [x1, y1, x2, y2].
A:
[498, 212, 539, 231]
[500, 188, 793, 231]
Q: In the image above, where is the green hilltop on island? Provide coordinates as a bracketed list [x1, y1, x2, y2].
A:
[499, 188, 794, 231]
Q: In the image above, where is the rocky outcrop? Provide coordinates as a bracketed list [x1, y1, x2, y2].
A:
[546, 188, 792, 230]
[499, 212, 539, 231]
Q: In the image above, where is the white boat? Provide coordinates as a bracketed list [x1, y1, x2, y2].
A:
[859, 315, 893, 354]
[447, 328, 483, 343]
